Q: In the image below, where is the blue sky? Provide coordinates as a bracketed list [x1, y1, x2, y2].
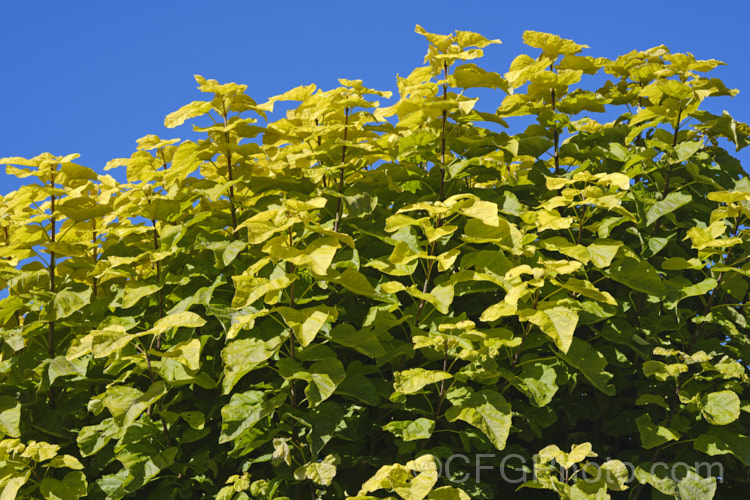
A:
[1, 0, 748, 194]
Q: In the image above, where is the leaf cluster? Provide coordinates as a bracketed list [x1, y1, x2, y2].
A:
[0, 26, 749, 499]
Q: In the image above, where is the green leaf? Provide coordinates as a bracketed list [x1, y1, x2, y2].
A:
[600, 460, 630, 491]
[222, 240, 246, 267]
[636, 465, 717, 500]
[40, 471, 87, 500]
[0, 396, 21, 438]
[221, 337, 282, 394]
[662, 257, 704, 270]
[150, 338, 202, 371]
[645, 192, 692, 226]
[278, 358, 346, 407]
[121, 283, 161, 309]
[77, 420, 119, 457]
[676, 471, 717, 500]
[636, 394, 670, 409]
[120, 446, 178, 492]
[393, 368, 452, 395]
[426, 487, 471, 500]
[519, 362, 558, 407]
[49, 455, 85, 470]
[462, 218, 522, 250]
[58, 197, 109, 221]
[629, 107, 665, 127]
[53, 289, 90, 320]
[674, 141, 703, 162]
[635, 414, 680, 449]
[336, 363, 381, 405]
[587, 240, 621, 268]
[330, 267, 376, 296]
[608, 258, 667, 297]
[540, 237, 590, 264]
[91, 328, 136, 358]
[522, 305, 579, 354]
[219, 391, 286, 444]
[406, 285, 454, 315]
[383, 418, 435, 442]
[445, 389, 512, 450]
[700, 390, 740, 425]
[427, 486, 471, 500]
[277, 306, 336, 347]
[102, 381, 166, 427]
[558, 278, 617, 305]
[560, 339, 615, 395]
[498, 362, 558, 407]
[294, 456, 337, 486]
[680, 278, 718, 299]
[180, 411, 205, 430]
[694, 427, 750, 466]
[658, 79, 694, 100]
[48, 355, 87, 385]
[329, 323, 386, 358]
[643, 360, 687, 381]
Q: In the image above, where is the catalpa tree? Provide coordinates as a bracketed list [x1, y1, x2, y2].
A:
[0, 26, 748, 500]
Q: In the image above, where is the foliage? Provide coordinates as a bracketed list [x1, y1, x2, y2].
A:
[0, 25, 749, 499]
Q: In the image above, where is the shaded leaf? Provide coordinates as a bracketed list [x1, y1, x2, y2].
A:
[445, 390, 512, 450]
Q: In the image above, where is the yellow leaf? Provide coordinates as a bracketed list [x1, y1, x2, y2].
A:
[522, 31, 589, 57]
[164, 100, 212, 128]
[459, 199, 499, 226]
[455, 30, 501, 49]
[269, 84, 317, 102]
[277, 307, 337, 347]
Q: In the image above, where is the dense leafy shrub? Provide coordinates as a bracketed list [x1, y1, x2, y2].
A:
[0, 26, 749, 499]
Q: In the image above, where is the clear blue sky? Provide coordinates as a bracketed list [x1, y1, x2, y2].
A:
[1, 0, 748, 194]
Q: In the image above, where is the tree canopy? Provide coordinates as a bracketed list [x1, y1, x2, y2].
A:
[0, 26, 749, 499]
